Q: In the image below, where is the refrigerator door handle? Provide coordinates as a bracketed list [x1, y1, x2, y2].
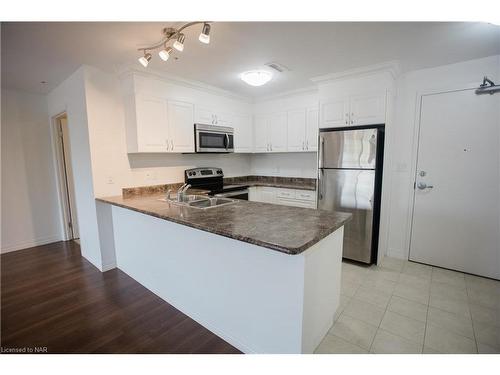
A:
[318, 136, 325, 169]
[318, 169, 324, 200]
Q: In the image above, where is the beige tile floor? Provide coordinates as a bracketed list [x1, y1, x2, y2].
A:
[315, 257, 500, 354]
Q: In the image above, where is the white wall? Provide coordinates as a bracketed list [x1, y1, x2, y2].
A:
[1, 89, 62, 252]
[47, 67, 105, 270]
[386, 55, 500, 259]
[250, 153, 317, 178]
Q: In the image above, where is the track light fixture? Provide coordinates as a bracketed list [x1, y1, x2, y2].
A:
[138, 52, 152, 67]
[199, 23, 211, 44]
[173, 33, 186, 52]
[158, 46, 173, 61]
[137, 22, 212, 67]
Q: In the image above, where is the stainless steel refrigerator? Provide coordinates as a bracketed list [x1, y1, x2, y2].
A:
[318, 126, 384, 264]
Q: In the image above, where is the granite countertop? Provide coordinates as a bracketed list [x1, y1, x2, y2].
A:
[97, 194, 350, 255]
[224, 176, 316, 191]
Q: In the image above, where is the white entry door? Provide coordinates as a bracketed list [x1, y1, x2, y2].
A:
[409, 88, 500, 279]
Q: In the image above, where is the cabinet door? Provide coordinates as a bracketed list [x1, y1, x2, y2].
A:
[136, 95, 170, 152]
[233, 114, 253, 153]
[195, 107, 215, 125]
[287, 108, 307, 152]
[248, 187, 260, 202]
[168, 100, 195, 153]
[254, 115, 269, 152]
[259, 187, 276, 204]
[215, 112, 233, 127]
[305, 107, 319, 151]
[269, 112, 287, 152]
[320, 98, 349, 128]
[350, 93, 386, 126]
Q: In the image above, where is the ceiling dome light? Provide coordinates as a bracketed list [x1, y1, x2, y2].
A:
[159, 46, 173, 61]
[240, 70, 273, 87]
[173, 33, 185, 52]
[199, 23, 211, 44]
[138, 52, 152, 67]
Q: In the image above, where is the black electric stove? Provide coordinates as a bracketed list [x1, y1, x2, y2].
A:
[184, 168, 249, 200]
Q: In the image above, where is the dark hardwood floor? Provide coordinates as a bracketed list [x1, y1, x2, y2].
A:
[1, 241, 241, 354]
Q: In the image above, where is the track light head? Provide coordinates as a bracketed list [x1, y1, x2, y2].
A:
[138, 52, 152, 67]
[199, 23, 211, 44]
[159, 46, 173, 61]
[173, 33, 185, 52]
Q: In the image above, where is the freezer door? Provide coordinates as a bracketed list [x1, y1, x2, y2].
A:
[318, 169, 375, 263]
[319, 128, 378, 169]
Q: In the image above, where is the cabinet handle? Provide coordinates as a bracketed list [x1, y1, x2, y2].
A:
[302, 141, 305, 150]
[306, 140, 309, 150]
[170, 139, 174, 151]
[166, 139, 169, 151]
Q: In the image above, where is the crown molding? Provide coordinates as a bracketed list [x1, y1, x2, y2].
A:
[114, 63, 253, 103]
[254, 85, 319, 103]
[311, 60, 401, 84]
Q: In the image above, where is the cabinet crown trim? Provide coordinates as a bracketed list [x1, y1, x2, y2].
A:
[311, 60, 401, 83]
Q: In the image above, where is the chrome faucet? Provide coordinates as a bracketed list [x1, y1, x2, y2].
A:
[177, 183, 191, 202]
[166, 188, 172, 200]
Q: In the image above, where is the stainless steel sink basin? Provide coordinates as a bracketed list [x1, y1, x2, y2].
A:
[188, 197, 236, 209]
[159, 195, 237, 209]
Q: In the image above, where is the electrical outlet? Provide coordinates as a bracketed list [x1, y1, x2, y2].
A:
[145, 171, 157, 181]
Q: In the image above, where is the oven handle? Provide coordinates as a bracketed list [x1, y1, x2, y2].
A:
[224, 133, 229, 150]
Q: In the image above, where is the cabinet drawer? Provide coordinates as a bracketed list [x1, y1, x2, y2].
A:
[294, 189, 316, 202]
[276, 197, 316, 209]
[276, 188, 296, 199]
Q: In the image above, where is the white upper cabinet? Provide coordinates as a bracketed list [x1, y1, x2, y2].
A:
[268, 112, 287, 152]
[287, 107, 318, 152]
[305, 107, 319, 151]
[194, 106, 233, 127]
[320, 97, 349, 128]
[349, 93, 386, 125]
[194, 107, 215, 124]
[126, 95, 170, 153]
[137, 95, 170, 152]
[233, 114, 253, 153]
[254, 115, 269, 152]
[320, 92, 386, 128]
[287, 108, 307, 152]
[168, 100, 195, 153]
[124, 94, 195, 153]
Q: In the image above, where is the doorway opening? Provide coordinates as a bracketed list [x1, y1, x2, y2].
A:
[53, 113, 80, 242]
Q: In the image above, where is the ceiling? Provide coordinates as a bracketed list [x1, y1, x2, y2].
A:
[2, 22, 500, 97]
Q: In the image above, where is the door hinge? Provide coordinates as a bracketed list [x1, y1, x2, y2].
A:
[68, 221, 73, 229]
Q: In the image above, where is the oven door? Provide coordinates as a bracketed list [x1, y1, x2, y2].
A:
[195, 124, 234, 153]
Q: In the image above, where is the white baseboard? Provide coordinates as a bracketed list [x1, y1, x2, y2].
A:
[101, 262, 117, 272]
[1, 235, 63, 254]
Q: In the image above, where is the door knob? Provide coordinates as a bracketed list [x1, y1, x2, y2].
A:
[417, 182, 434, 190]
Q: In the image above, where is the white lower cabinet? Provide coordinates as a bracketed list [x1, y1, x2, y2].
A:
[248, 186, 317, 209]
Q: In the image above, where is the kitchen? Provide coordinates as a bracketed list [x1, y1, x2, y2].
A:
[1, 14, 500, 370]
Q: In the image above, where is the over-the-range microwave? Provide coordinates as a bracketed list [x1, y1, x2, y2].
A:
[194, 123, 234, 153]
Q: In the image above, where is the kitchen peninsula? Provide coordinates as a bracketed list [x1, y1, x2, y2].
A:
[97, 191, 351, 354]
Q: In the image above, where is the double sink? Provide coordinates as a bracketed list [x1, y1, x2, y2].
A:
[160, 194, 237, 210]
